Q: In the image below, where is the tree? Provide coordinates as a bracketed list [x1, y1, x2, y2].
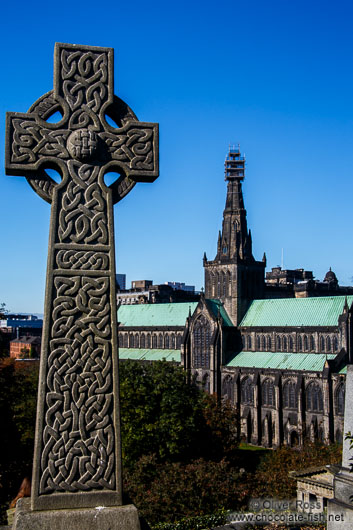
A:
[119, 360, 205, 468]
[0, 359, 38, 524]
[0, 303, 8, 319]
[119, 360, 240, 469]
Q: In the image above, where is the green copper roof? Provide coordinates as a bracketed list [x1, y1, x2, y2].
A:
[118, 302, 198, 327]
[226, 351, 337, 371]
[240, 296, 353, 328]
[206, 299, 233, 326]
[339, 365, 347, 374]
[119, 348, 180, 362]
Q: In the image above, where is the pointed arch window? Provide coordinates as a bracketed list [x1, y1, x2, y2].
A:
[222, 271, 226, 297]
[165, 334, 170, 349]
[262, 379, 275, 407]
[217, 273, 221, 298]
[171, 333, 176, 349]
[276, 335, 281, 351]
[283, 380, 296, 409]
[211, 273, 216, 297]
[336, 383, 345, 415]
[303, 335, 308, 351]
[247, 335, 252, 350]
[306, 382, 323, 412]
[310, 335, 315, 351]
[158, 333, 163, 349]
[320, 336, 325, 352]
[326, 336, 331, 352]
[222, 375, 234, 402]
[288, 336, 293, 352]
[124, 334, 129, 348]
[193, 316, 211, 368]
[241, 377, 254, 404]
[333, 336, 338, 352]
[267, 336, 272, 350]
[227, 271, 232, 297]
[176, 334, 182, 349]
[282, 336, 287, 352]
[140, 334, 145, 348]
[298, 335, 302, 352]
[130, 334, 135, 348]
[135, 333, 139, 348]
[146, 334, 151, 348]
[152, 334, 157, 348]
[203, 373, 210, 393]
[262, 335, 266, 351]
[256, 335, 261, 350]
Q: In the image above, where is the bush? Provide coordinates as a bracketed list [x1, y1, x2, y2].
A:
[249, 441, 342, 498]
[124, 455, 246, 524]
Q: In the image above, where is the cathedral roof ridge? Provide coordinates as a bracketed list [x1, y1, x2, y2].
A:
[240, 295, 353, 328]
[226, 350, 337, 371]
[118, 301, 198, 327]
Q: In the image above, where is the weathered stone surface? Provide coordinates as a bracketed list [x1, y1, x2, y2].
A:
[13, 498, 142, 530]
[5, 42, 159, 515]
[327, 365, 353, 529]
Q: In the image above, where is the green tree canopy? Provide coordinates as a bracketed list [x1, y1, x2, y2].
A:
[119, 360, 238, 468]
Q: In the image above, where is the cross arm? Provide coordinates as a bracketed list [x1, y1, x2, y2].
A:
[100, 121, 159, 182]
[5, 112, 70, 176]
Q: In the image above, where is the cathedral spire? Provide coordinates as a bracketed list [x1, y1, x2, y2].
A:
[217, 146, 253, 261]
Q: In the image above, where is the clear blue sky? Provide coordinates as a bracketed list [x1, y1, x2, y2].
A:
[1, 0, 352, 313]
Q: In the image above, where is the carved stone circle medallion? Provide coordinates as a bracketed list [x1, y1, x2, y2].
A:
[67, 129, 98, 161]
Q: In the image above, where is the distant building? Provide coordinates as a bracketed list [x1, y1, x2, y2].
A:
[290, 466, 334, 512]
[165, 282, 195, 293]
[131, 280, 153, 290]
[115, 274, 126, 290]
[0, 314, 43, 337]
[117, 280, 199, 305]
[10, 336, 41, 359]
[266, 267, 353, 299]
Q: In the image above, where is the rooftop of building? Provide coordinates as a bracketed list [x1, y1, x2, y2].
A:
[226, 351, 338, 371]
[118, 302, 199, 327]
[240, 295, 353, 328]
[119, 348, 180, 362]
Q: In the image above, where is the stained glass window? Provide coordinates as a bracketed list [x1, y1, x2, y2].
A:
[193, 316, 211, 368]
[283, 380, 296, 408]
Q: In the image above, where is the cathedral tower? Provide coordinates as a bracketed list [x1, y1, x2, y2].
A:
[203, 146, 266, 325]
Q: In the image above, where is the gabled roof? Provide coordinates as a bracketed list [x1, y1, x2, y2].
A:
[119, 348, 180, 362]
[240, 296, 353, 328]
[118, 302, 198, 327]
[226, 350, 337, 371]
[205, 299, 233, 326]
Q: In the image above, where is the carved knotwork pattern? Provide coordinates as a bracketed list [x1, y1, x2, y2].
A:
[61, 50, 108, 113]
[58, 162, 108, 244]
[56, 250, 109, 270]
[11, 119, 70, 164]
[40, 275, 115, 493]
[101, 128, 154, 170]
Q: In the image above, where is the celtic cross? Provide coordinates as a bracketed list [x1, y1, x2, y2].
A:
[5, 43, 159, 511]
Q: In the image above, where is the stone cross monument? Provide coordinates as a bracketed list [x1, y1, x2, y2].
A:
[5, 42, 158, 528]
[327, 364, 353, 529]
